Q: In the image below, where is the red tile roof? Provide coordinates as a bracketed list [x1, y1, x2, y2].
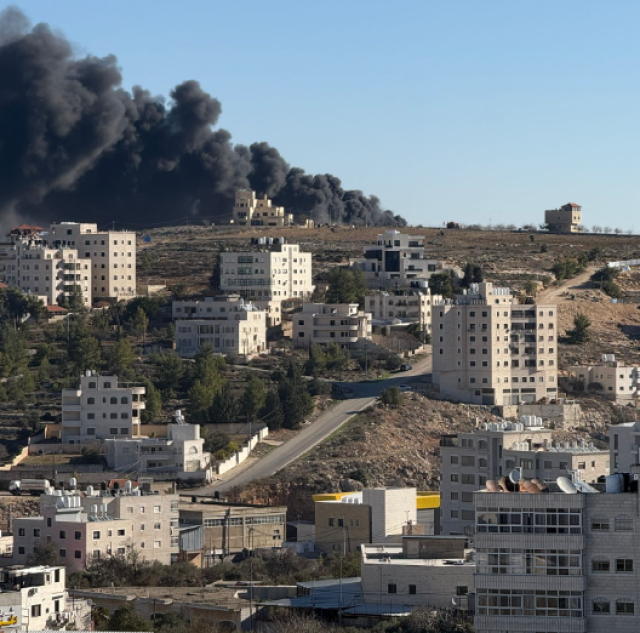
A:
[46, 305, 69, 313]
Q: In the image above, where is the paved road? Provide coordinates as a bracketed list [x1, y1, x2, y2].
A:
[193, 355, 432, 494]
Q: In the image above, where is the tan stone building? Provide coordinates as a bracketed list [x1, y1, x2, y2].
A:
[179, 499, 287, 558]
[568, 354, 640, 403]
[232, 189, 293, 227]
[433, 283, 558, 405]
[292, 303, 372, 349]
[365, 289, 432, 331]
[545, 202, 582, 234]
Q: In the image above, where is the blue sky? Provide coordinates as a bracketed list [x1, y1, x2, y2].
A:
[9, 0, 640, 229]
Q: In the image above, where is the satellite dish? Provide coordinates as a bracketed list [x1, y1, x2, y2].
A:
[509, 469, 521, 484]
[451, 597, 461, 607]
[557, 476, 578, 494]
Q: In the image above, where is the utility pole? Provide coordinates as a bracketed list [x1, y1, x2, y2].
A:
[365, 342, 368, 381]
[249, 528, 254, 630]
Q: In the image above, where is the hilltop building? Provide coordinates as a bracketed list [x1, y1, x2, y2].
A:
[48, 222, 136, 301]
[173, 295, 267, 358]
[440, 417, 609, 535]
[219, 241, 314, 325]
[351, 230, 444, 289]
[60, 372, 146, 443]
[568, 355, 640, 403]
[432, 282, 558, 405]
[292, 303, 372, 349]
[231, 189, 293, 227]
[545, 202, 582, 234]
[2, 234, 91, 308]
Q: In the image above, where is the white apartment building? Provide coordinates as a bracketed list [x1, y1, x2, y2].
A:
[433, 283, 558, 405]
[105, 411, 212, 481]
[60, 372, 146, 443]
[474, 482, 640, 633]
[545, 202, 582, 234]
[173, 295, 267, 358]
[220, 242, 314, 325]
[440, 418, 609, 536]
[568, 355, 640, 403]
[13, 487, 179, 570]
[231, 189, 293, 227]
[365, 290, 431, 330]
[610, 421, 640, 473]
[0, 565, 90, 631]
[48, 222, 136, 301]
[2, 236, 91, 308]
[361, 536, 474, 610]
[292, 303, 372, 349]
[351, 230, 443, 289]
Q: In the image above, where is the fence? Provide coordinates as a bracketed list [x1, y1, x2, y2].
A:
[27, 443, 105, 456]
[216, 427, 269, 475]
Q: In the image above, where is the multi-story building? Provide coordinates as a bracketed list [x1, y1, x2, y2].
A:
[474, 479, 640, 633]
[610, 421, 640, 472]
[231, 189, 293, 227]
[292, 303, 372, 349]
[361, 536, 474, 609]
[0, 565, 90, 631]
[173, 295, 267, 358]
[60, 372, 145, 443]
[432, 283, 558, 405]
[48, 222, 136, 301]
[313, 488, 441, 554]
[2, 235, 91, 308]
[365, 289, 432, 331]
[568, 355, 640, 403]
[440, 419, 609, 536]
[545, 202, 582, 234]
[105, 411, 212, 481]
[220, 241, 314, 325]
[351, 230, 444, 289]
[13, 487, 179, 570]
[179, 499, 287, 560]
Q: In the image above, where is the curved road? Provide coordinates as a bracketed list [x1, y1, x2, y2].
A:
[194, 355, 432, 494]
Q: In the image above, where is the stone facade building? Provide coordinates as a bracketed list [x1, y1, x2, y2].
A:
[231, 189, 293, 227]
[292, 303, 372, 349]
[545, 202, 582, 234]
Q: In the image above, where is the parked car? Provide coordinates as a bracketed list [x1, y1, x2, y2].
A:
[398, 384, 413, 392]
[400, 363, 413, 371]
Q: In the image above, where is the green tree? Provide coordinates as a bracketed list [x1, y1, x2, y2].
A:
[304, 344, 327, 376]
[241, 372, 266, 422]
[201, 428, 231, 454]
[261, 389, 284, 430]
[0, 325, 29, 377]
[140, 250, 153, 277]
[151, 351, 184, 398]
[278, 363, 313, 429]
[188, 380, 216, 425]
[380, 385, 402, 407]
[326, 266, 366, 305]
[26, 295, 46, 322]
[460, 263, 483, 287]
[211, 382, 239, 424]
[106, 339, 136, 378]
[69, 335, 102, 373]
[325, 343, 349, 370]
[27, 539, 60, 566]
[193, 344, 225, 386]
[567, 313, 591, 344]
[132, 306, 149, 340]
[524, 280, 538, 296]
[59, 285, 86, 311]
[104, 604, 150, 632]
[139, 377, 162, 423]
[0, 287, 29, 324]
[428, 271, 457, 299]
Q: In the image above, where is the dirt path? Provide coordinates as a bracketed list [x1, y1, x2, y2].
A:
[537, 268, 594, 304]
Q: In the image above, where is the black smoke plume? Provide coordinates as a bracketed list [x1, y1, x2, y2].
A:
[0, 7, 405, 229]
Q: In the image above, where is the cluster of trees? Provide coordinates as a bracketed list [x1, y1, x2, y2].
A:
[429, 263, 483, 300]
[262, 363, 315, 430]
[304, 343, 350, 375]
[380, 385, 402, 407]
[325, 266, 367, 305]
[551, 253, 589, 281]
[591, 266, 622, 299]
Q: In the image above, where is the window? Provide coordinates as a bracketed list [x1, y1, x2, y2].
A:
[615, 515, 633, 531]
[59, 530, 66, 539]
[388, 584, 397, 594]
[117, 529, 126, 536]
[592, 519, 610, 531]
[617, 559, 633, 572]
[87, 397, 95, 405]
[593, 600, 610, 614]
[450, 474, 459, 482]
[617, 600, 635, 615]
[461, 474, 475, 485]
[154, 523, 161, 530]
[75, 550, 81, 559]
[154, 541, 162, 548]
[461, 456, 475, 467]
[409, 584, 417, 595]
[18, 547, 24, 555]
[154, 506, 161, 513]
[592, 560, 609, 572]
[450, 455, 459, 464]
[92, 531, 100, 539]
[75, 531, 81, 540]
[59, 549, 66, 558]
[328, 518, 334, 527]
[33, 529, 40, 537]
[31, 605, 41, 618]
[18, 528, 24, 536]
[456, 586, 469, 596]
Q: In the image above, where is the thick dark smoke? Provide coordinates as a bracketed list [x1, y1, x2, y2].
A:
[0, 7, 405, 229]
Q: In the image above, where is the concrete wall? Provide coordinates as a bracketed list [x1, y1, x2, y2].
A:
[216, 428, 269, 476]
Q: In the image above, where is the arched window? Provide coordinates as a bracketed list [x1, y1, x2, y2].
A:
[121, 397, 129, 405]
[189, 446, 199, 454]
[478, 458, 488, 468]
